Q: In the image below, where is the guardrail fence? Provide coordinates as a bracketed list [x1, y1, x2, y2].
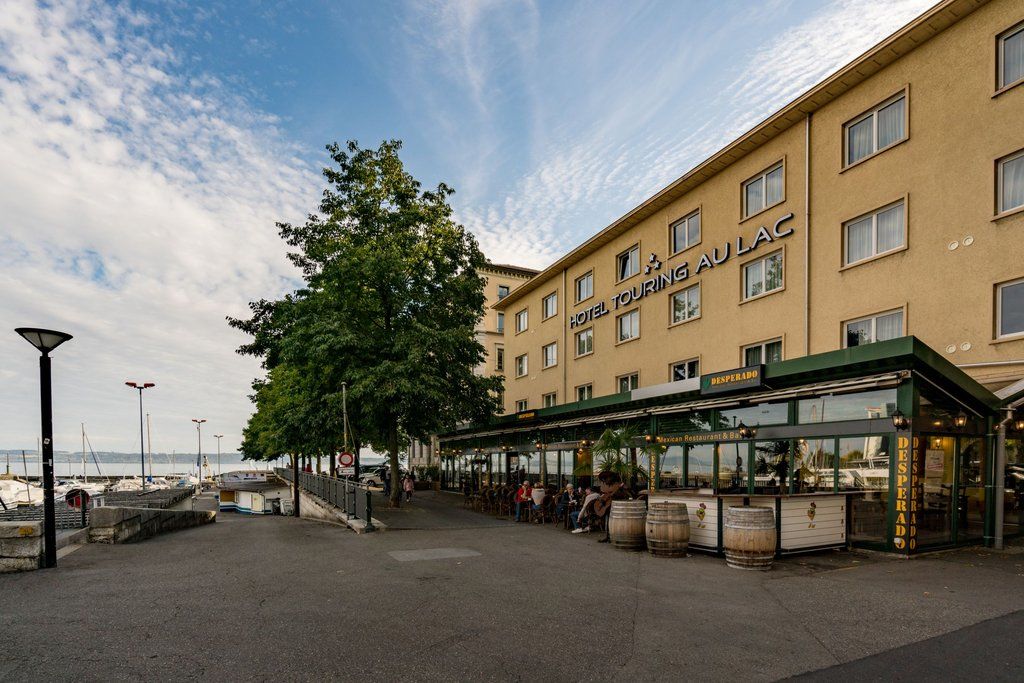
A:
[276, 468, 374, 531]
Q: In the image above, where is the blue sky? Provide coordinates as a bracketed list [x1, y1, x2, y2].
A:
[0, 0, 934, 453]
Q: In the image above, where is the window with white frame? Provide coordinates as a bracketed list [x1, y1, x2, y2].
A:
[617, 373, 639, 393]
[542, 392, 557, 408]
[997, 278, 1024, 339]
[998, 149, 1024, 214]
[515, 308, 528, 333]
[616, 309, 640, 342]
[844, 200, 905, 265]
[671, 283, 701, 324]
[575, 271, 593, 302]
[998, 22, 1024, 90]
[742, 163, 784, 218]
[743, 251, 783, 300]
[495, 345, 504, 371]
[515, 353, 528, 377]
[616, 245, 640, 281]
[515, 399, 528, 412]
[496, 311, 504, 333]
[671, 209, 700, 253]
[743, 339, 782, 366]
[542, 292, 558, 319]
[844, 92, 906, 166]
[843, 309, 904, 348]
[542, 342, 557, 368]
[671, 358, 700, 382]
[497, 284, 510, 300]
[576, 384, 593, 402]
[575, 327, 593, 357]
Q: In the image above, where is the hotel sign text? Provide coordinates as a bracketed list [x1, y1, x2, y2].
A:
[569, 213, 795, 328]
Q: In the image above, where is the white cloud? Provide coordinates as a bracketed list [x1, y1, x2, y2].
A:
[0, 0, 319, 453]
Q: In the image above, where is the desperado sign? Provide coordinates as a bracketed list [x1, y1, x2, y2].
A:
[569, 213, 796, 329]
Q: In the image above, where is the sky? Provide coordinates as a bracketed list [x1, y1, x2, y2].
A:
[0, 0, 937, 454]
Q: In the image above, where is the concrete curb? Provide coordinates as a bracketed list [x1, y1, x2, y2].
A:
[298, 490, 386, 534]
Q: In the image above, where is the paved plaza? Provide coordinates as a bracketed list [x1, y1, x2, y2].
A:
[2, 492, 1023, 681]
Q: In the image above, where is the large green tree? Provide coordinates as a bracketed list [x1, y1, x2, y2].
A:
[232, 140, 499, 506]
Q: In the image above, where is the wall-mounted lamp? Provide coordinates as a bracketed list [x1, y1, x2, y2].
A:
[891, 409, 909, 430]
[954, 411, 968, 429]
[737, 422, 756, 439]
[1014, 417, 1024, 432]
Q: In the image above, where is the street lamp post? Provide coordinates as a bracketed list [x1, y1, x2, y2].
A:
[15, 327, 73, 569]
[125, 381, 155, 490]
[191, 419, 206, 498]
[213, 434, 223, 478]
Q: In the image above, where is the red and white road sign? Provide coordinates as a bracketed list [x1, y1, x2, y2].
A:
[337, 451, 354, 467]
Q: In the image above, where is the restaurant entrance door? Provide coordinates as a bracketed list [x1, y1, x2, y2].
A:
[916, 435, 987, 548]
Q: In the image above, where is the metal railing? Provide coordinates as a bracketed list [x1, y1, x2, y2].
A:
[276, 468, 374, 531]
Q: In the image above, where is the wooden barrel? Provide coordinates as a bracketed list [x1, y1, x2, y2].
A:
[608, 500, 647, 551]
[645, 502, 689, 557]
[722, 506, 776, 570]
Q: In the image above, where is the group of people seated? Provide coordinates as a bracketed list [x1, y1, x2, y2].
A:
[463, 470, 640, 539]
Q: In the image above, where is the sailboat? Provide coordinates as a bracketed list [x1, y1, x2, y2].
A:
[0, 451, 45, 508]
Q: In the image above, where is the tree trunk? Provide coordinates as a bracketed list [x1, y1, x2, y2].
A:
[387, 420, 401, 508]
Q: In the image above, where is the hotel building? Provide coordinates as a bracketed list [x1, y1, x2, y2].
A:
[441, 0, 1024, 555]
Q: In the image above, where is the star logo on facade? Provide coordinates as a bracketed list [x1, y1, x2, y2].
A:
[644, 253, 661, 274]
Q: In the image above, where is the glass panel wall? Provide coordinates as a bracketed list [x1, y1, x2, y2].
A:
[491, 453, 504, 485]
[687, 444, 715, 489]
[660, 445, 683, 489]
[545, 450, 560, 487]
[559, 450, 575, 487]
[718, 403, 787, 428]
[1006, 438, 1024, 539]
[798, 389, 897, 423]
[524, 451, 541, 485]
[841, 436, 891, 544]
[753, 440, 791, 494]
[795, 438, 836, 493]
[717, 442, 747, 493]
[918, 436, 953, 546]
[958, 437, 986, 541]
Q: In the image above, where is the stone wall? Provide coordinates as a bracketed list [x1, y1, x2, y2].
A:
[0, 521, 43, 572]
[89, 506, 215, 544]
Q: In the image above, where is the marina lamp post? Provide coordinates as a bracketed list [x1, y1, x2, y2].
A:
[125, 381, 155, 490]
[192, 419, 206, 494]
[213, 434, 223, 478]
[15, 327, 73, 569]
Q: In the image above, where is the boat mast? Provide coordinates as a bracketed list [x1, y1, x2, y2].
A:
[82, 423, 87, 482]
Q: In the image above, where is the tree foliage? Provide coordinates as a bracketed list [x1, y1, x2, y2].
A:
[230, 140, 500, 505]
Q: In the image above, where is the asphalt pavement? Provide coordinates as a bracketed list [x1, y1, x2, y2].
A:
[2, 491, 1023, 681]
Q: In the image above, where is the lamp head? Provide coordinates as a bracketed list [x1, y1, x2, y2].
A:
[891, 409, 910, 430]
[16, 328, 73, 354]
[954, 411, 968, 429]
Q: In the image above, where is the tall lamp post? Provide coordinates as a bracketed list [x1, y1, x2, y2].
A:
[213, 434, 223, 478]
[15, 327, 73, 569]
[191, 418, 206, 495]
[125, 381, 155, 490]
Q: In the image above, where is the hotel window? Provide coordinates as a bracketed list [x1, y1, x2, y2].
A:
[616, 245, 640, 281]
[515, 399, 528, 412]
[616, 309, 640, 343]
[495, 345, 504, 371]
[515, 353, 528, 377]
[997, 277, 1024, 339]
[515, 308, 528, 333]
[743, 251, 783, 300]
[542, 392, 557, 408]
[496, 311, 504, 333]
[497, 284, 510, 300]
[575, 327, 594, 357]
[617, 372, 639, 393]
[670, 209, 700, 254]
[671, 358, 699, 382]
[542, 292, 558, 320]
[844, 200, 905, 266]
[998, 22, 1024, 90]
[743, 339, 782, 366]
[844, 92, 906, 166]
[998, 149, 1024, 215]
[844, 309, 904, 347]
[575, 271, 593, 303]
[671, 283, 701, 324]
[542, 342, 557, 368]
[576, 384, 593, 402]
[742, 162, 784, 218]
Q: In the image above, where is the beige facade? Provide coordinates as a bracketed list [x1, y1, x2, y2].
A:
[494, 0, 1024, 415]
[407, 262, 536, 469]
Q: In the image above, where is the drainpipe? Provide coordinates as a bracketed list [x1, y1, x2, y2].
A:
[804, 113, 812, 356]
[561, 268, 568, 403]
[994, 408, 1013, 550]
